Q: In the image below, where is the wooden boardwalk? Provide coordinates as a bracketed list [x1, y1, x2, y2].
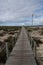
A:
[5, 27, 37, 65]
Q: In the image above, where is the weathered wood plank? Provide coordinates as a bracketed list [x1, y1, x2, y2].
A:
[5, 27, 37, 65]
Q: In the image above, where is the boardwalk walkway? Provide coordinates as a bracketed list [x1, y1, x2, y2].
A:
[5, 27, 37, 65]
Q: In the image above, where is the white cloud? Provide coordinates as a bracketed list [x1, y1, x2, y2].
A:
[33, 16, 43, 25]
[0, 0, 43, 25]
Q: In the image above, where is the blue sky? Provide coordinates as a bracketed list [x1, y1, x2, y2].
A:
[0, 0, 43, 26]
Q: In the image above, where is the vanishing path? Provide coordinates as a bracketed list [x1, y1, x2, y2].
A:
[5, 27, 37, 65]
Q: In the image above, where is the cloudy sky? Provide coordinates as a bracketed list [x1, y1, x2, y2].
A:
[0, 0, 43, 26]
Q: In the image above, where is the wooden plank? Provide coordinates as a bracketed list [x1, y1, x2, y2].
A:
[5, 27, 37, 65]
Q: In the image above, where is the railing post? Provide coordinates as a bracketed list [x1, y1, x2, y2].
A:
[30, 36, 33, 50]
[34, 41, 37, 58]
[6, 42, 9, 59]
[12, 37, 14, 47]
